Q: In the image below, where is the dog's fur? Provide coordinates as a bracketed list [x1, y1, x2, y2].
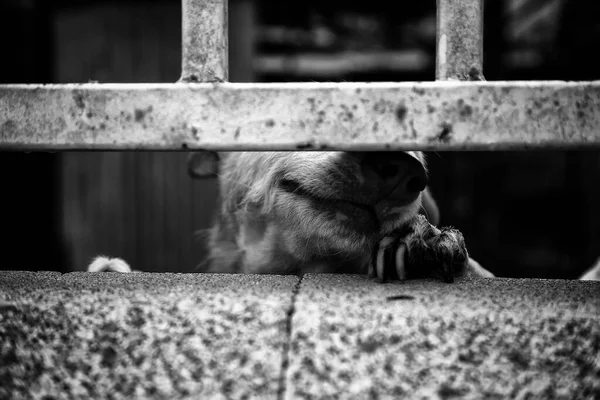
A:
[580, 257, 600, 280]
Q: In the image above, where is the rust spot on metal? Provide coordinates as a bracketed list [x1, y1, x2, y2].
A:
[86, 112, 93, 119]
[340, 111, 354, 122]
[412, 87, 425, 96]
[317, 110, 326, 124]
[355, 88, 362, 94]
[395, 103, 408, 123]
[265, 119, 275, 127]
[427, 105, 436, 114]
[134, 106, 153, 123]
[372, 122, 379, 132]
[100, 123, 106, 130]
[373, 100, 388, 114]
[73, 93, 85, 109]
[437, 122, 453, 142]
[457, 99, 473, 118]
[191, 127, 199, 140]
[234, 127, 241, 139]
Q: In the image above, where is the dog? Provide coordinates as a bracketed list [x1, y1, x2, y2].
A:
[580, 257, 600, 280]
[184, 151, 492, 282]
[89, 151, 599, 282]
[91, 151, 490, 280]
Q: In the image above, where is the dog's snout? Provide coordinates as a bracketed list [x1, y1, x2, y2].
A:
[374, 163, 399, 180]
[360, 152, 428, 200]
[406, 175, 427, 193]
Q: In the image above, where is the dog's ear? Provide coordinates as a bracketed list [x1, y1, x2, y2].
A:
[187, 151, 220, 178]
[421, 187, 440, 226]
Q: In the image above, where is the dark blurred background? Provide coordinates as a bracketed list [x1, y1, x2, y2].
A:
[1, 0, 599, 278]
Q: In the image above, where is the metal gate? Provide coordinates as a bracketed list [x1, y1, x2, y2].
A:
[1, 0, 598, 151]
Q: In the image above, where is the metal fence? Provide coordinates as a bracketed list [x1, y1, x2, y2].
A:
[1, 0, 599, 151]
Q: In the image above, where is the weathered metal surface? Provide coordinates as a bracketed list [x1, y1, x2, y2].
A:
[437, 0, 484, 81]
[181, 0, 228, 82]
[1, 81, 600, 150]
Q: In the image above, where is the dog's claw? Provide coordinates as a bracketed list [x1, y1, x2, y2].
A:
[371, 215, 470, 283]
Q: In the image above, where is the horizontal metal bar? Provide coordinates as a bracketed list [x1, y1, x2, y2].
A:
[1, 81, 599, 150]
[436, 0, 484, 81]
[180, 0, 228, 82]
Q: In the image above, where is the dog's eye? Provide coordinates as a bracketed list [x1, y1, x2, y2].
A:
[280, 179, 301, 193]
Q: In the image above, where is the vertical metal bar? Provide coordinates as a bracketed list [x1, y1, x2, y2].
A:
[181, 0, 228, 82]
[436, 0, 484, 81]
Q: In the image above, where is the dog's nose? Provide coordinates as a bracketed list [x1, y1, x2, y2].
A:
[360, 152, 428, 200]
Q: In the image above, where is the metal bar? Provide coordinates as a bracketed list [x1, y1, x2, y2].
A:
[436, 0, 484, 81]
[1, 81, 599, 150]
[180, 0, 228, 82]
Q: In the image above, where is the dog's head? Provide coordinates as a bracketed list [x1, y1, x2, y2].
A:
[189, 151, 436, 266]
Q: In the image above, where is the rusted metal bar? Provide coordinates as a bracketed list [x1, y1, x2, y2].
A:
[1, 81, 599, 150]
[436, 0, 484, 81]
[180, 0, 228, 82]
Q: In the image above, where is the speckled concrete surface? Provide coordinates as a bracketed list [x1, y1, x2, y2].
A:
[0, 272, 298, 399]
[1, 272, 599, 400]
[286, 275, 600, 400]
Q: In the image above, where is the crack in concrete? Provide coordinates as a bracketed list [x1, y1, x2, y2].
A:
[277, 274, 303, 400]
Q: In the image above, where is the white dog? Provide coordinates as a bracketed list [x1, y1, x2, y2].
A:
[90, 151, 495, 283]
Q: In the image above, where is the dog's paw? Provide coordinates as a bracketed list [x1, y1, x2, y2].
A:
[580, 257, 600, 280]
[87, 256, 133, 273]
[370, 215, 492, 283]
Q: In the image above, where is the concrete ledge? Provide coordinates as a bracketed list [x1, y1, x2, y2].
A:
[288, 275, 599, 399]
[1, 81, 600, 150]
[1, 272, 297, 399]
[1, 271, 598, 399]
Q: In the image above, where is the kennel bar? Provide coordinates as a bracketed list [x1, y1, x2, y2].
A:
[181, 0, 228, 82]
[436, 0, 484, 81]
[1, 0, 599, 150]
[1, 82, 599, 150]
